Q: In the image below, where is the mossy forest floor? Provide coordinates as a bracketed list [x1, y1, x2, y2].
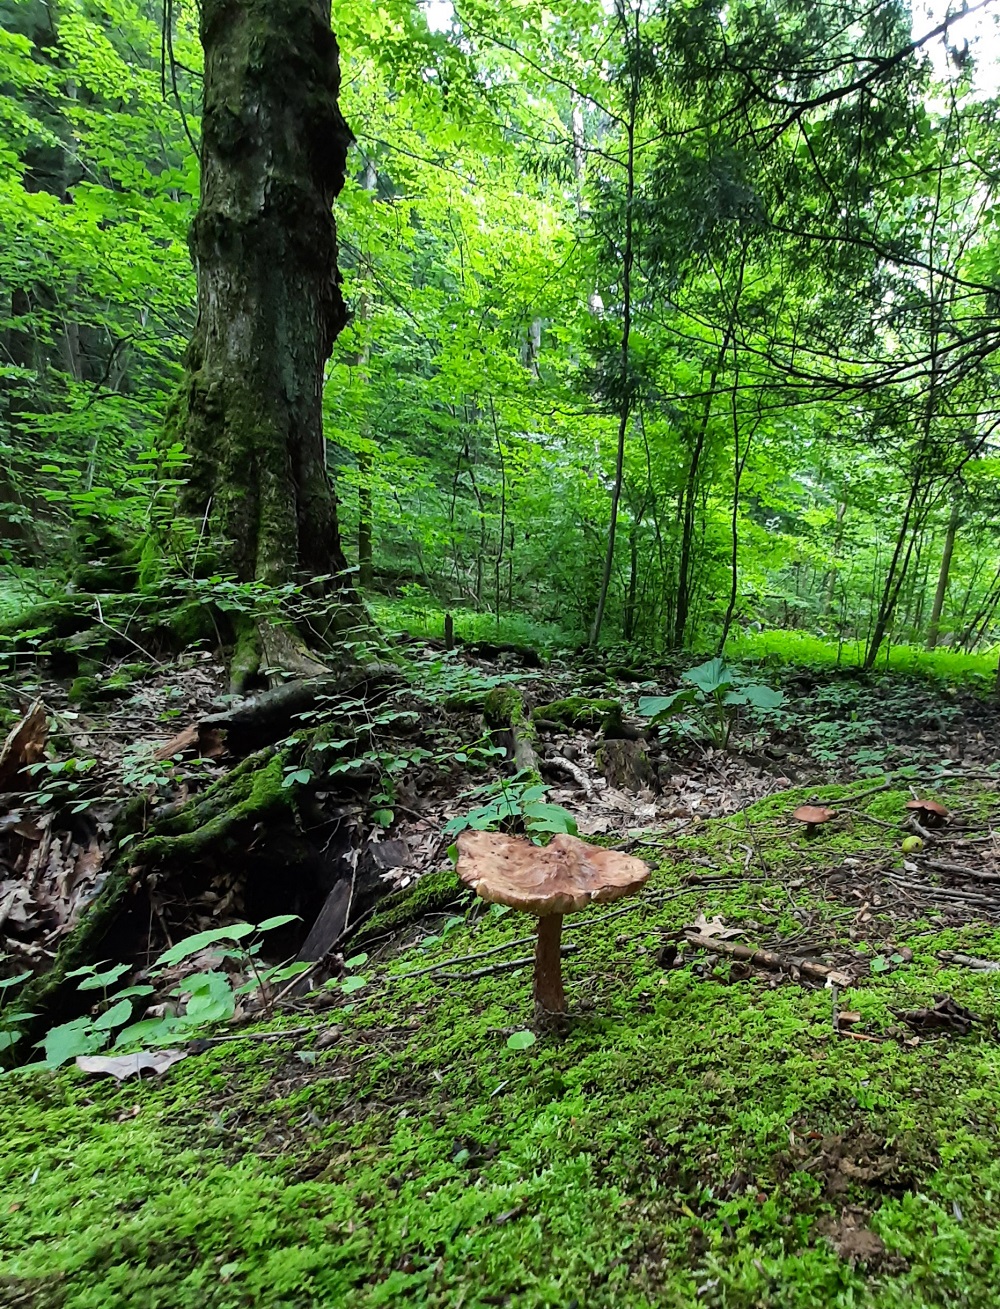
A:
[5, 770, 1000, 1308]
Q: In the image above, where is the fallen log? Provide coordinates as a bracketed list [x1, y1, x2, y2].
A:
[483, 686, 539, 777]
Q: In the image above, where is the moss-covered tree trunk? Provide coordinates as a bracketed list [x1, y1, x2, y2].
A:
[176, 0, 353, 590]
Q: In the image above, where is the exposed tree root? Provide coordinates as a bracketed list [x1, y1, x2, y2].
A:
[13, 746, 294, 1048]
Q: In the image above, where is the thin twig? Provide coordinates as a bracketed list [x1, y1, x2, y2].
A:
[197, 1025, 315, 1045]
[841, 806, 899, 830]
[921, 858, 1000, 882]
[436, 945, 579, 981]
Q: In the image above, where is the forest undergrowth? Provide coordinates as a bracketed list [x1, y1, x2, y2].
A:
[4, 773, 1000, 1308]
[3, 619, 1000, 1308]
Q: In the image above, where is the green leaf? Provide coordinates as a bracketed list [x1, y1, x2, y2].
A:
[506, 1029, 536, 1050]
[113, 1018, 182, 1049]
[93, 998, 134, 1032]
[638, 688, 698, 720]
[683, 658, 733, 695]
[176, 971, 236, 1026]
[255, 914, 300, 933]
[40, 1018, 106, 1066]
[281, 768, 314, 789]
[523, 801, 578, 836]
[152, 922, 257, 968]
[78, 963, 130, 991]
[341, 975, 367, 995]
[343, 953, 369, 970]
[724, 684, 784, 709]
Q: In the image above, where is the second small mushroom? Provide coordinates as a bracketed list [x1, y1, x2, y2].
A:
[905, 798, 948, 830]
[456, 829, 649, 1018]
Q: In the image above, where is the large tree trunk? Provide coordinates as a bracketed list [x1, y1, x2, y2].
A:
[176, 0, 354, 592]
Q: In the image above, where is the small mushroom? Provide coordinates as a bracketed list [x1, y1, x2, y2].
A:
[905, 798, 948, 829]
[792, 804, 836, 837]
[456, 830, 649, 1018]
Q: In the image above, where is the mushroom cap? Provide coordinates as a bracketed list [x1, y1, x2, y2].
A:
[456, 830, 649, 916]
[792, 804, 836, 825]
[905, 798, 948, 817]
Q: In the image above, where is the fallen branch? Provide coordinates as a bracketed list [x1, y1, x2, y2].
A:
[544, 754, 594, 797]
[683, 932, 852, 986]
[938, 950, 1000, 971]
[841, 807, 899, 831]
[483, 686, 539, 776]
[436, 944, 579, 981]
[921, 858, 1000, 882]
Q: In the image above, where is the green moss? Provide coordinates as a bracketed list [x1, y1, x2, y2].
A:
[533, 696, 623, 735]
[13, 750, 293, 1043]
[67, 663, 151, 708]
[9, 779, 1000, 1306]
[441, 690, 487, 713]
[0, 597, 87, 644]
[229, 618, 261, 692]
[354, 869, 465, 945]
[167, 601, 218, 648]
[482, 685, 523, 728]
[70, 514, 140, 594]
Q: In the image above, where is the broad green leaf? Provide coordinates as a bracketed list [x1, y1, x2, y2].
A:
[152, 923, 257, 969]
[93, 998, 134, 1032]
[40, 1018, 106, 1067]
[506, 1030, 536, 1050]
[683, 659, 734, 695]
[255, 914, 300, 933]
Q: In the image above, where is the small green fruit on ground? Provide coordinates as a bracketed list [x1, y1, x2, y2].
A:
[901, 835, 924, 854]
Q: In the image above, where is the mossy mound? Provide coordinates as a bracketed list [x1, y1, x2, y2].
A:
[6, 778, 1000, 1307]
[67, 663, 152, 708]
[533, 695, 623, 735]
[353, 868, 466, 945]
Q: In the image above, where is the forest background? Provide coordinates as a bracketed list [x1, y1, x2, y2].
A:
[4, 0, 1000, 676]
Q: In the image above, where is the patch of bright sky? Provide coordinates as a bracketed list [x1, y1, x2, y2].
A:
[425, 0, 453, 32]
[423, 0, 1000, 96]
[918, 0, 1000, 97]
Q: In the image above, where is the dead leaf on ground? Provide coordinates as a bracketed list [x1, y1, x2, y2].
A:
[893, 994, 979, 1036]
[817, 1209, 887, 1265]
[0, 700, 47, 793]
[689, 913, 744, 940]
[75, 1050, 189, 1080]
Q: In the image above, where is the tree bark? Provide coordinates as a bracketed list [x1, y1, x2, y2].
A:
[926, 492, 960, 649]
[589, 3, 638, 650]
[176, 0, 355, 593]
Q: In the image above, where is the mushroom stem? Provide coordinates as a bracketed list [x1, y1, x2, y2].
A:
[534, 914, 566, 1016]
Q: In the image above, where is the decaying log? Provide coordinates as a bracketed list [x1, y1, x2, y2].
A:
[483, 686, 539, 777]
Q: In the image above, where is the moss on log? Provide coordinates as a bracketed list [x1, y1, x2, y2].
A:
[352, 869, 465, 946]
[12, 745, 293, 1051]
[483, 686, 538, 776]
[532, 697, 623, 736]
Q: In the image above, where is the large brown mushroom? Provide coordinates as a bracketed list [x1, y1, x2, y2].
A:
[456, 830, 649, 1017]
